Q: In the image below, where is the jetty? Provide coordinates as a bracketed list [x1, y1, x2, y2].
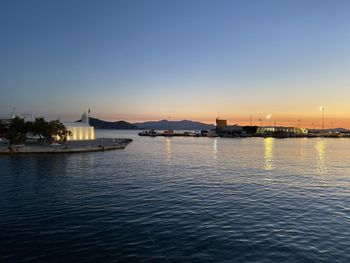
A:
[138, 129, 218, 137]
[0, 138, 132, 155]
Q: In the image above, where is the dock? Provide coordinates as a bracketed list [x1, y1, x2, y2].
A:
[0, 138, 132, 155]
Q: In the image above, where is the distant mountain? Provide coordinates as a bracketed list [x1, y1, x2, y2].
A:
[77, 117, 137, 129]
[327, 128, 350, 133]
[134, 119, 215, 130]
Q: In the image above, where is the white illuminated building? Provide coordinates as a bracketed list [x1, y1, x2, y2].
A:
[63, 112, 95, 141]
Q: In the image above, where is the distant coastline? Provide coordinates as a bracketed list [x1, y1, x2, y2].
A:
[77, 117, 215, 130]
[78, 117, 350, 136]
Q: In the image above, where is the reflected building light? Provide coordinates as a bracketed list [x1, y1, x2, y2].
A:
[213, 138, 218, 160]
[264, 137, 273, 171]
[316, 140, 327, 176]
[165, 137, 172, 160]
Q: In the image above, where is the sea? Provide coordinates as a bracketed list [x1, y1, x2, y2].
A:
[1, 130, 350, 262]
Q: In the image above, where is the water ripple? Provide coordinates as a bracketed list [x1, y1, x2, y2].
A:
[1, 132, 350, 262]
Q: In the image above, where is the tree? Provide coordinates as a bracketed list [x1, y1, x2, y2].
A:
[5, 117, 71, 145]
[32, 117, 71, 144]
[47, 120, 72, 143]
[32, 117, 48, 140]
[6, 117, 30, 145]
[0, 120, 8, 135]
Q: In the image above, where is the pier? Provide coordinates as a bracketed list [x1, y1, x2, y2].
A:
[0, 138, 132, 155]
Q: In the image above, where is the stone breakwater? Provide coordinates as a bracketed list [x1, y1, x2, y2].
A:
[0, 138, 132, 155]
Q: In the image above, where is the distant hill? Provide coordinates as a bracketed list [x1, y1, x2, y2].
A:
[77, 117, 137, 129]
[327, 128, 350, 133]
[134, 119, 215, 130]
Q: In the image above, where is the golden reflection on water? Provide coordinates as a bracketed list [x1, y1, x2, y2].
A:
[264, 137, 273, 171]
[165, 137, 172, 160]
[213, 138, 218, 160]
[316, 139, 327, 176]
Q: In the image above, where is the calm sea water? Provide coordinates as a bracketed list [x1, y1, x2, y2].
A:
[1, 130, 350, 262]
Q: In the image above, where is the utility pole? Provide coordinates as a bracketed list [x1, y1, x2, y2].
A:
[266, 114, 272, 127]
[320, 107, 325, 133]
[10, 107, 16, 119]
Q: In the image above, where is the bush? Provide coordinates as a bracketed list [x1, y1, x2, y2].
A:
[5, 117, 71, 145]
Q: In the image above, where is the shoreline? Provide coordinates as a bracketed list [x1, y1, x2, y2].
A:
[138, 132, 350, 139]
[0, 138, 132, 155]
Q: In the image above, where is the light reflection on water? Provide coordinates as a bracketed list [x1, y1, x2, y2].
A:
[264, 137, 273, 172]
[213, 138, 218, 160]
[165, 137, 172, 161]
[1, 130, 350, 262]
[316, 139, 328, 177]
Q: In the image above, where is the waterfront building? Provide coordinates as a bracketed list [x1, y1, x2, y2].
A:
[63, 112, 95, 141]
[257, 126, 308, 135]
[221, 125, 243, 133]
[215, 118, 243, 136]
[215, 118, 227, 129]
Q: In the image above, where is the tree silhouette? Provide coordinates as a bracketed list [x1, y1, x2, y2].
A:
[5, 117, 71, 145]
[6, 117, 29, 145]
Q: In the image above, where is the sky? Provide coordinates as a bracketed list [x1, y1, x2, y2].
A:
[1, 0, 350, 128]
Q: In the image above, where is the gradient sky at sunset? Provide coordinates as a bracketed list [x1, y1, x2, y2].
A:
[1, 0, 350, 127]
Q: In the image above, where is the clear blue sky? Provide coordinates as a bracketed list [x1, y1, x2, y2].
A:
[1, 0, 350, 126]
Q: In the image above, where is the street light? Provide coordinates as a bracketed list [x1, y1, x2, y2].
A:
[266, 114, 272, 127]
[320, 106, 325, 133]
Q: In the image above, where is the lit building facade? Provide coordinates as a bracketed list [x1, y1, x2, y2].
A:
[257, 126, 308, 135]
[63, 112, 95, 141]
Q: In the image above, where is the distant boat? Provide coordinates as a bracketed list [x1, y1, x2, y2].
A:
[138, 129, 157, 137]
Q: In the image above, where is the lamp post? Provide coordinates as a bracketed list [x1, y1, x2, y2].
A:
[266, 114, 272, 127]
[320, 107, 325, 133]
